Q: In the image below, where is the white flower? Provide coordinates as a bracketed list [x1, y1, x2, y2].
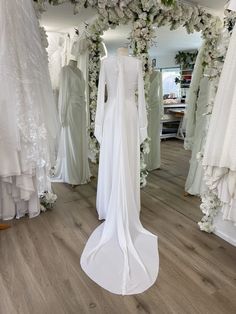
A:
[45, 192, 57, 203]
[196, 151, 203, 161]
[139, 12, 147, 20]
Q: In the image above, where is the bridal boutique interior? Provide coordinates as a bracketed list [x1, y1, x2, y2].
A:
[1, 0, 236, 313]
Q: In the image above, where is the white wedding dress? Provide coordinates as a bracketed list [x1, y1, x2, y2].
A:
[53, 65, 91, 185]
[203, 25, 236, 225]
[81, 56, 159, 295]
[0, 0, 58, 220]
[184, 44, 209, 195]
[185, 76, 210, 195]
[184, 44, 205, 151]
[146, 70, 163, 171]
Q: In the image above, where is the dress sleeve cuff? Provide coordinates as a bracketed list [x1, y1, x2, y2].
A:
[94, 124, 103, 144]
[140, 127, 148, 144]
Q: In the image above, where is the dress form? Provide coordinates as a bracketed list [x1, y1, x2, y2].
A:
[52, 59, 91, 186]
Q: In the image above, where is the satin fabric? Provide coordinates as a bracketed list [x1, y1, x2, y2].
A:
[53, 65, 91, 185]
[185, 77, 210, 195]
[81, 56, 159, 295]
[145, 70, 163, 171]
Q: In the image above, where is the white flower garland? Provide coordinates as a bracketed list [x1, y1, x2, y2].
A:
[85, 1, 223, 187]
[198, 191, 222, 233]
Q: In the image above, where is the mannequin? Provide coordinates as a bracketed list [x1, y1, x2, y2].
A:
[117, 47, 129, 56]
[53, 57, 91, 185]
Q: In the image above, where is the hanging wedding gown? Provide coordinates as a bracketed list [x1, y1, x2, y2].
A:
[185, 76, 210, 195]
[184, 43, 209, 195]
[0, 0, 58, 220]
[184, 44, 205, 151]
[81, 56, 159, 295]
[202, 25, 236, 225]
[145, 70, 163, 171]
[53, 65, 91, 185]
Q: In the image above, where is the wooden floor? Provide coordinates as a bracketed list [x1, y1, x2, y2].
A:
[1, 139, 236, 314]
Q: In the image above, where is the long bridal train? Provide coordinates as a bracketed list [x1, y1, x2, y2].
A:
[81, 54, 159, 295]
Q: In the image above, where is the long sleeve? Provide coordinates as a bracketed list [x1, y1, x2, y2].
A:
[58, 67, 69, 127]
[95, 60, 106, 144]
[138, 60, 148, 144]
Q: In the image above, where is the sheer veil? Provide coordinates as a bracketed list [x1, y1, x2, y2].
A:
[0, 0, 59, 191]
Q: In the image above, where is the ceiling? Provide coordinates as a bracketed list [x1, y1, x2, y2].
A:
[41, 3, 97, 32]
[41, 0, 227, 31]
[102, 24, 202, 56]
[187, 0, 225, 14]
[41, 0, 225, 65]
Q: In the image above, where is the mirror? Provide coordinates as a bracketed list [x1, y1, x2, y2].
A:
[41, 3, 205, 217]
[147, 25, 203, 220]
[41, 3, 97, 187]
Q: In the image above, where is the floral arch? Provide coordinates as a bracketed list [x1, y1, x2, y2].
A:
[84, 1, 223, 186]
[36, 0, 230, 232]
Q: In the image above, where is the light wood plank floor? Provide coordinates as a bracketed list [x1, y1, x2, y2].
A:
[1, 139, 236, 314]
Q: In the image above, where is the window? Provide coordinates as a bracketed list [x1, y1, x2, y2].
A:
[161, 67, 181, 99]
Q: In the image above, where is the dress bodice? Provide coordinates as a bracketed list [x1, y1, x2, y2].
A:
[62, 65, 85, 104]
[95, 55, 147, 145]
[103, 56, 140, 104]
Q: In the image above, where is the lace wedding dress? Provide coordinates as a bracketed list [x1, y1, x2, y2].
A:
[0, 0, 58, 219]
[203, 25, 236, 225]
[53, 65, 91, 185]
[81, 56, 159, 295]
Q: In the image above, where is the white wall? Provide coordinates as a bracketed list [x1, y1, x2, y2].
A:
[150, 52, 177, 69]
[214, 213, 236, 247]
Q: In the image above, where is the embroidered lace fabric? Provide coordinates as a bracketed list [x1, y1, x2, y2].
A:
[0, 0, 58, 219]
